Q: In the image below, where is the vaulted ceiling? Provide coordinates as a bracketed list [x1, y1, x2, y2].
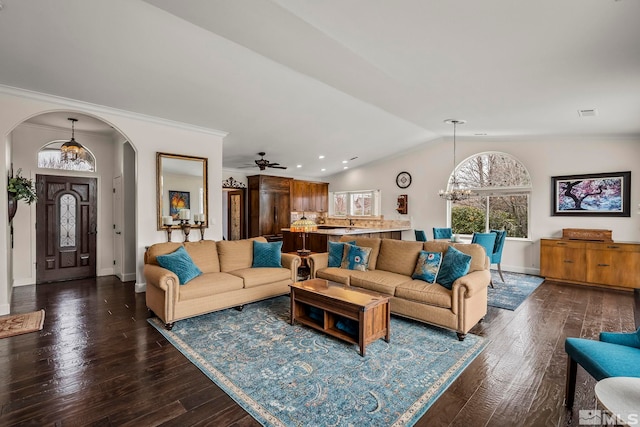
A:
[1, 0, 638, 177]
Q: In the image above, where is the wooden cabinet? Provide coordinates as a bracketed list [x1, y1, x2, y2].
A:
[540, 238, 640, 289]
[291, 180, 329, 212]
[248, 175, 292, 238]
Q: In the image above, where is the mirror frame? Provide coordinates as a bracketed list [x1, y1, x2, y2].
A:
[156, 152, 208, 230]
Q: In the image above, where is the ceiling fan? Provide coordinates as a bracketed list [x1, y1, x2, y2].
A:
[252, 152, 287, 170]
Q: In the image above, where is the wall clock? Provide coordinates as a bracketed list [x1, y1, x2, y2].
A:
[396, 172, 412, 189]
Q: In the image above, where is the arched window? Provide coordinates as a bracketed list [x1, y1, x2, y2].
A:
[37, 140, 96, 172]
[449, 152, 531, 238]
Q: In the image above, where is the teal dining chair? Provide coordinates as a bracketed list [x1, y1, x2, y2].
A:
[433, 227, 452, 240]
[490, 229, 507, 282]
[415, 230, 427, 242]
[471, 232, 497, 287]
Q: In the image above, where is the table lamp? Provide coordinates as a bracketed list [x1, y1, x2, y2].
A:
[290, 215, 317, 255]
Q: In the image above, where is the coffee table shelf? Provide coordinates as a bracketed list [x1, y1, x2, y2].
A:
[290, 279, 390, 356]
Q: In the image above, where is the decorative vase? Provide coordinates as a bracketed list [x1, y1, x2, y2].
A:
[8, 193, 17, 222]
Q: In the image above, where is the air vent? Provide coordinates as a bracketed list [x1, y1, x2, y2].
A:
[578, 108, 598, 117]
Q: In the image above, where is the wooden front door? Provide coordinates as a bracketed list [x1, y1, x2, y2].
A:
[36, 175, 97, 284]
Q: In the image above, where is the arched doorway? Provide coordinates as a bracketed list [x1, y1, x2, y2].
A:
[9, 111, 137, 285]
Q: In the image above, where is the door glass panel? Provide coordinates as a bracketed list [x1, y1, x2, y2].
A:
[60, 193, 77, 247]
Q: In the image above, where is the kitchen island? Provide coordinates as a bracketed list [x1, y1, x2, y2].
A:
[281, 226, 411, 253]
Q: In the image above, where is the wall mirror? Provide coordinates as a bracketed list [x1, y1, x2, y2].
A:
[157, 152, 208, 230]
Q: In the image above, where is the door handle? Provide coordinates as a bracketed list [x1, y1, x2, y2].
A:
[115, 231, 122, 235]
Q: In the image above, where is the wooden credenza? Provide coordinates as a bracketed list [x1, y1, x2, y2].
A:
[540, 238, 640, 290]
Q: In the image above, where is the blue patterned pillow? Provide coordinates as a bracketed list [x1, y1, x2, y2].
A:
[412, 251, 443, 283]
[328, 240, 356, 267]
[340, 244, 372, 271]
[156, 246, 202, 285]
[252, 240, 283, 268]
[436, 246, 472, 290]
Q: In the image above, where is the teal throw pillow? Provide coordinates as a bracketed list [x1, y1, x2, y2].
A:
[436, 246, 472, 290]
[252, 240, 283, 268]
[412, 251, 443, 283]
[340, 244, 372, 271]
[156, 246, 202, 285]
[328, 240, 356, 267]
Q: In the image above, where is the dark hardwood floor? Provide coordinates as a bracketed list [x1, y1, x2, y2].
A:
[0, 276, 636, 426]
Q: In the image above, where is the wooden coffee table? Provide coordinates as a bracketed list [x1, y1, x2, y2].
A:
[290, 278, 390, 356]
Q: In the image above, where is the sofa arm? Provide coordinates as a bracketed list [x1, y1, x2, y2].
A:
[308, 253, 329, 278]
[281, 253, 302, 281]
[600, 328, 640, 349]
[453, 269, 491, 298]
[144, 264, 179, 298]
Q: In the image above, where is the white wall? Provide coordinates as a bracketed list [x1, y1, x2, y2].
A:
[0, 87, 226, 313]
[327, 136, 640, 274]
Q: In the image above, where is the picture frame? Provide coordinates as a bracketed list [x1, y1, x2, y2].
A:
[169, 190, 190, 219]
[551, 171, 631, 217]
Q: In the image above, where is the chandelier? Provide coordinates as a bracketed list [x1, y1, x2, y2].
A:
[439, 119, 472, 201]
[60, 118, 86, 163]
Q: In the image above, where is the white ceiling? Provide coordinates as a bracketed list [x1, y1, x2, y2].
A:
[1, 0, 638, 177]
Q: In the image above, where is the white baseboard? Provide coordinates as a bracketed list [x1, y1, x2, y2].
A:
[98, 268, 115, 276]
[12, 278, 35, 287]
[0, 303, 10, 316]
[498, 265, 541, 276]
[121, 272, 136, 282]
[135, 282, 146, 293]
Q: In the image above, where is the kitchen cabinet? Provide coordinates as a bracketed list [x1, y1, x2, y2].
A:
[248, 175, 292, 238]
[540, 238, 640, 289]
[291, 180, 329, 212]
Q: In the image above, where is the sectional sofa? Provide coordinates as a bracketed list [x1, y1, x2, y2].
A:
[144, 237, 301, 329]
[308, 237, 491, 340]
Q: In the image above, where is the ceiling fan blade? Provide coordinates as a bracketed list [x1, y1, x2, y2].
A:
[269, 165, 287, 169]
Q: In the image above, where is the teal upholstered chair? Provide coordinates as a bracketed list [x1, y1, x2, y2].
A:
[565, 327, 640, 408]
[490, 229, 507, 282]
[415, 230, 427, 242]
[433, 227, 452, 240]
[471, 232, 497, 288]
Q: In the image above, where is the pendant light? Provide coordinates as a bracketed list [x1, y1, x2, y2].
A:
[439, 119, 472, 201]
[60, 118, 85, 162]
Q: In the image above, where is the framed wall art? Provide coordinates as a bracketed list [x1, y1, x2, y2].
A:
[169, 190, 190, 219]
[551, 171, 631, 217]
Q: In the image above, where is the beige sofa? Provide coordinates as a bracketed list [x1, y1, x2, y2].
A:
[308, 237, 491, 340]
[144, 237, 301, 329]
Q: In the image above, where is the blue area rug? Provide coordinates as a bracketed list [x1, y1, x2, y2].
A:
[148, 296, 486, 426]
[488, 270, 545, 310]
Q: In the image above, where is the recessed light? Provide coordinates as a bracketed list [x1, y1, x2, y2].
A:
[343, 166, 348, 170]
[296, 164, 302, 168]
[474, 133, 488, 136]
[342, 160, 348, 164]
[318, 155, 325, 159]
[321, 168, 326, 172]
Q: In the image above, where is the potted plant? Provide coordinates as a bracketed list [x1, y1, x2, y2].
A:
[7, 169, 37, 222]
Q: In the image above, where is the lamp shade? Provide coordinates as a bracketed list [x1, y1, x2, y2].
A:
[290, 217, 317, 233]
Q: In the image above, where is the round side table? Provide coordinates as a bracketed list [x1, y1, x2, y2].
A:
[595, 377, 640, 426]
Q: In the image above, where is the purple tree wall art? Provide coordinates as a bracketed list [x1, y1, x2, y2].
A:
[551, 171, 631, 217]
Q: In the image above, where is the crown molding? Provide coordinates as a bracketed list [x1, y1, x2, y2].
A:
[0, 84, 229, 138]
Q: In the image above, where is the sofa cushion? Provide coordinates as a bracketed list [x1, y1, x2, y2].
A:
[328, 240, 355, 267]
[350, 270, 412, 296]
[339, 237, 382, 270]
[184, 240, 220, 273]
[395, 280, 452, 309]
[252, 240, 283, 268]
[156, 246, 202, 285]
[436, 246, 472, 290]
[145, 242, 183, 265]
[423, 241, 452, 254]
[178, 272, 244, 301]
[217, 237, 266, 272]
[229, 267, 291, 288]
[315, 267, 352, 285]
[412, 251, 443, 283]
[452, 243, 487, 272]
[375, 239, 424, 276]
[340, 244, 372, 271]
